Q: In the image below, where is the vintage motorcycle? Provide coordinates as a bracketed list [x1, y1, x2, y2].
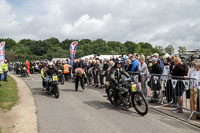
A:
[106, 76, 148, 116]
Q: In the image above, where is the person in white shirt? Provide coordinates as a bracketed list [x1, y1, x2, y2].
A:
[139, 56, 148, 96]
[189, 61, 200, 119]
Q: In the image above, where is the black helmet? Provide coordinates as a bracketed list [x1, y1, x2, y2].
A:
[116, 58, 123, 64]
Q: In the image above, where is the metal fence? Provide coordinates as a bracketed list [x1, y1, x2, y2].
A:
[128, 72, 200, 120]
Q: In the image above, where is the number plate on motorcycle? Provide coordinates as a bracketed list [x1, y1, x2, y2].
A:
[131, 84, 136, 92]
[32, 66, 34, 68]
[53, 76, 58, 81]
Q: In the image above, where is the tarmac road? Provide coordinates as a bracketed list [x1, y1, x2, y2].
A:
[24, 74, 200, 133]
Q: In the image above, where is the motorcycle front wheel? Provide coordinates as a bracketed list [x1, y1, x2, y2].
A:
[53, 84, 60, 98]
[106, 87, 114, 105]
[131, 91, 148, 116]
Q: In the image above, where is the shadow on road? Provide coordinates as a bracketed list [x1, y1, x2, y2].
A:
[83, 100, 142, 117]
[61, 88, 84, 92]
[31, 87, 55, 99]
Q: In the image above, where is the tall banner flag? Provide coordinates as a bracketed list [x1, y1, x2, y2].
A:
[70, 41, 78, 63]
[0, 42, 5, 65]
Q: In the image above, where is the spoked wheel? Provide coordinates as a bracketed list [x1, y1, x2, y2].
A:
[132, 91, 148, 116]
[107, 88, 115, 104]
[61, 74, 65, 85]
[54, 85, 60, 98]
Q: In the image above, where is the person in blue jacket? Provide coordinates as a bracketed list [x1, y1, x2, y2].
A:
[130, 56, 139, 72]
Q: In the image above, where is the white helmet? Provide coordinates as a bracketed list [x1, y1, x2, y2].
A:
[48, 62, 53, 66]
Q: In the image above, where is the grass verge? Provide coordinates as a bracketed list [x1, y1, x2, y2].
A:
[0, 75, 18, 112]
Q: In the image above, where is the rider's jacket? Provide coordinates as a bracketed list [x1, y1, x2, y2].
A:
[56, 64, 63, 71]
[47, 67, 58, 77]
[2, 63, 8, 72]
[109, 65, 130, 85]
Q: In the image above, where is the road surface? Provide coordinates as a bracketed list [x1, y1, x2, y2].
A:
[23, 74, 199, 133]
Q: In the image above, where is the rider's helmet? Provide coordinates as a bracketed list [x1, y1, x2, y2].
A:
[77, 70, 82, 76]
[48, 62, 53, 66]
[115, 58, 123, 64]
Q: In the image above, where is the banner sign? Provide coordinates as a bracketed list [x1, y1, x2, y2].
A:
[0, 42, 5, 65]
[183, 80, 190, 90]
[163, 79, 167, 87]
[197, 80, 200, 90]
[171, 79, 177, 89]
[153, 76, 159, 84]
[70, 41, 78, 61]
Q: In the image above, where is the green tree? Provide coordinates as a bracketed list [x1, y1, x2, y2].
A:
[153, 45, 164, 55]
[178, 46, 187, 55]
[124, 41, 137, 54]
[165, 45, 175, 55]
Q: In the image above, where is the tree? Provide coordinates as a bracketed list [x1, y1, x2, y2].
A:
[153, 45, 164, 56]
[178, 46, 187, 55]
[124, 41, 138, 54]
[165, 45, 175, 55]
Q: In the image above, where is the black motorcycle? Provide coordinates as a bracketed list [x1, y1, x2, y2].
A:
[21, 67, 27, 78]
[58, 70, 65, 85]
[44, 74, 60, 98]
[106, 77, 148, 116]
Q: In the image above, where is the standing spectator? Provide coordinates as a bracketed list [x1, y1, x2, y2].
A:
[86, 60, 92, 85]
[100, 60, 109, 88]
[139, 56, 148, 74]
[139, 56, 148, 96]
[94, 60, 102, 88]
[172, 57, 188, 114]
[63, 61, 70, 81]
[134, 53, 138, 59]
[130, 56, 139, 72]
[2, 60, 8, 81]
[25, 60, 30, 74]
[189, 61, 200, 119]
[125, 59, 132, 72]
[149, 57, 162, 102]
[152, 53, 164, 72]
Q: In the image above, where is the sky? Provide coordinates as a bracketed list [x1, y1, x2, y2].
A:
[1, 0, 200, 50]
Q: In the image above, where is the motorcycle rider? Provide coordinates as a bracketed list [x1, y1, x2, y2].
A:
[109, 59, 130, 105]
[75, 68, 88, 91]
[44, 62, 58, 91]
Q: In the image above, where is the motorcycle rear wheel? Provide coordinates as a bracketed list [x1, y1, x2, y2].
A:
[61, 74, 65, 85]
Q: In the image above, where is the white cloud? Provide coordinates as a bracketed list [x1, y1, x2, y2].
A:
[61, 13, 112, 39]
[0, 0, 200, 50]
[0, 0, 18, 34]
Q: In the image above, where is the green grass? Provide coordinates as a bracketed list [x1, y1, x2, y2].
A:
[0, 75, 18, 112]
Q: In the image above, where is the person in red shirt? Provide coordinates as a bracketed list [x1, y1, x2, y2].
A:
[75, 68, 88, 91]
[25, 60, 30, 74]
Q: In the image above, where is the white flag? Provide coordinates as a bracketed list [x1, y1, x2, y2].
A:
[171, 79, 177, 89]
[197, 80, 200, 90]
[154, 76, 159, 84]
[163, 79, 167, 87]
[183, 80, 189, 90]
